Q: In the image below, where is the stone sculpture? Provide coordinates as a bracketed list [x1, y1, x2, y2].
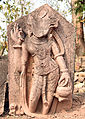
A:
[7, 4, 75, 116]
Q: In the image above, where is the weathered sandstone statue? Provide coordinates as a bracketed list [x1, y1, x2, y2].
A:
[7, 4, 75, 116]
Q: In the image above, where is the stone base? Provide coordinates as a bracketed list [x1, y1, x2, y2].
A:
[50, 94, 72, 114]
[56, 96, 72, 112]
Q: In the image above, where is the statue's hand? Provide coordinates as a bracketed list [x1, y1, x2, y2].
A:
[11, 23, 24, 45]
[56, 72, 72, 98]
[58, 72, 71, 87]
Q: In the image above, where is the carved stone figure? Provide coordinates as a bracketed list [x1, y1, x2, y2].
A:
[7, 4, 75, 116]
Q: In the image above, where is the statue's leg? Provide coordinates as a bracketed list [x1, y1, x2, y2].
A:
[42, 92, 53, 115]
[42, 69, 59, 114]
[29, 74, 43, 113]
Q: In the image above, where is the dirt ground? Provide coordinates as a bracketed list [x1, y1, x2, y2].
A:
[0, 93, 85, 119]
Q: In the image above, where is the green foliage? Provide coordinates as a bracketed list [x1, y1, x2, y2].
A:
[0, 0, 32, 56]
[0, 4, 3, 10]
[75, 0, 85, 15]
[74, 0, 85, 23]
[0, 0, 32, 23]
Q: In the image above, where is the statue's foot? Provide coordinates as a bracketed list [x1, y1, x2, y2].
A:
[9, 103, 16, 116]
[20, 106, 24, 115]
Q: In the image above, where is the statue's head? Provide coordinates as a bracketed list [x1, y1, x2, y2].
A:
[27, 4, 59, 38]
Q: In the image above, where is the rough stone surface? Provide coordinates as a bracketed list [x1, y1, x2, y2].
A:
[1, 93, 85, 119]
[0, 56, 8, 115]
[7, 4, 75, 116]
[74, 71, 85, 93]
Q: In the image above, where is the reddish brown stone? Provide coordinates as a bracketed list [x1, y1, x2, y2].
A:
[7, 4, 75, 116]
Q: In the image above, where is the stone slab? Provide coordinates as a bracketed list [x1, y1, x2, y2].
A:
[7, 4, 75, 115]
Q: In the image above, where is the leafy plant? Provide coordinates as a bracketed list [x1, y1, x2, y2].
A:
[0, 0, 32, 56]
[75, 0, 85, 23]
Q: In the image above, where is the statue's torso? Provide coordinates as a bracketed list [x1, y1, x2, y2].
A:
[26, 35, 58, 75]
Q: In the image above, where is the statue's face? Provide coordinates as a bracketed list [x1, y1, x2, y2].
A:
[27, 7, 59, 38]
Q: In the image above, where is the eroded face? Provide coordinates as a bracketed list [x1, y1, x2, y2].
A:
[27, 6, 59, 38]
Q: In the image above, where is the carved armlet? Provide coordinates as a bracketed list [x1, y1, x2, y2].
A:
[54, 53, 64, 59]
[60, 69, 68, 73]
[13, 45, 22, 48]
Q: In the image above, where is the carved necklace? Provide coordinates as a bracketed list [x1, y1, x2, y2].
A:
[30, 35, 48, 45]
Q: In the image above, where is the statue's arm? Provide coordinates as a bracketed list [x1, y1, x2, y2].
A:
[11, 23, 28, 72]
[52, 41, 67, 71]
[52, 39, 72, 87]
[21, 43, 28, 73]
[11, 23, 24, 45]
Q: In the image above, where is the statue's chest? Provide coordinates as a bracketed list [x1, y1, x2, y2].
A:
[27, 36, 52, 59]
